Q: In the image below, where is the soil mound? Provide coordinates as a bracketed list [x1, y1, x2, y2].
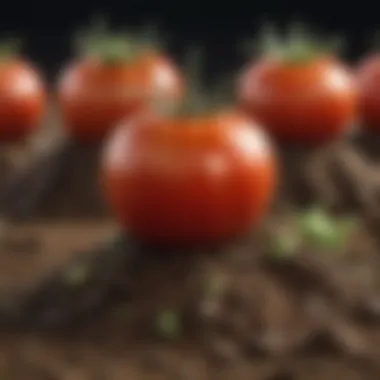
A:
[1, 132, 380, 379]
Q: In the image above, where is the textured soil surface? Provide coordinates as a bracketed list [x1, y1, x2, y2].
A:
[1, 127, 380, 379]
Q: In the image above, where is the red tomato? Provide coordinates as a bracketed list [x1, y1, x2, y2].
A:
[357, 53, 380, 132]
[101, 111, 277, 245]
[58, 51, 184, 142]
[238, 57, 357, 143]
[0, 60, 46, 142]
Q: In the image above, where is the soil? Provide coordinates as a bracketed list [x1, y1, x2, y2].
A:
[1, 125, 380, 379]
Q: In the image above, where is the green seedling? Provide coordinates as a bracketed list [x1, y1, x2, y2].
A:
[268, 231, 301, 259]
[297, 207, 356, 251]
[155, 308, 181, 340]
[64, 263, 91, 287]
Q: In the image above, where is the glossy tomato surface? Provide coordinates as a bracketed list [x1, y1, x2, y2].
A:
[58, 51, 184, 142]
[0, 60, 46, 142]
[102, 111, 277, 245]
[238, 57, 356, 143]
[357, 53, 380, 132]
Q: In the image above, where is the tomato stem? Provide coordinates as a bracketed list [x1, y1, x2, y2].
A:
[165, 46, 234, 118]
[178, 46, 205, 114]
[136, 21, 166, 51]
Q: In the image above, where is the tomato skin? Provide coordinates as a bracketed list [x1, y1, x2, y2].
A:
[357, 54, 380, 132]
[0, 61, 46, 142]
[238, 57, 357, 143]
[101, 111, 277, 245]
[58, 52, 184, 142]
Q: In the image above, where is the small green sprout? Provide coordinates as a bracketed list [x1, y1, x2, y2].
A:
[269, 232, 301, 259]
[64, 263, 91, 287]
[297, 207, 356, 250]
[155, 308, 181, 340]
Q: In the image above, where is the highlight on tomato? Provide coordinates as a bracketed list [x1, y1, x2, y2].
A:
[0, 38, 46, 142]
[357, 52, 380, 133]
[101, 48, 277, 245]
[57, 18, 184, 142]
[237, 24, 357, 143]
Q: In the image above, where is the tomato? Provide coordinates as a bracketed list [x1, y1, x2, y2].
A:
[238, 57, 356, 143]
[101, 111, 277, 245]
[58, 51, 184, 142]
[0, 60, 46, 142]
[357, 53, 380, 132]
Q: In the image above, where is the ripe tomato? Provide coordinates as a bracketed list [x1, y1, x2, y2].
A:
[238, 57, 356, 143]
[101, 111, 277, 244]
[0, 60, 46, 142]
[357, 53, 380, 132]
[58, 51, 184, 142]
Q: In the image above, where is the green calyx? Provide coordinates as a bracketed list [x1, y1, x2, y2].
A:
[87, 36, 142, 65]
[74, 16, 156, 65]
[255, 23, 343, 65]
[0, 37, 22, 61]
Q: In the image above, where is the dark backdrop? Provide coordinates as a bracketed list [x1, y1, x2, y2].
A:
[0, 1, 377, 80]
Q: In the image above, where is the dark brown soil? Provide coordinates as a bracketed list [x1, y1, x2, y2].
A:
[2, 128, 380, 379]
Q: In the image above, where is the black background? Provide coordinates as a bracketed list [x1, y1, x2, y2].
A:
[0, 1, 377, 80]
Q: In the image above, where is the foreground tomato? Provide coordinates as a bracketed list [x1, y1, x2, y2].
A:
[101, 111, 276, 245]
[238, 34, 356, 143]
[58, 33, 184, 142]
[357, 53, 380, 132]
[0, 56, 46, 142]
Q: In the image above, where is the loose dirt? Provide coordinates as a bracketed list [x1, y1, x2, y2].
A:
[1, 130, 380, 379]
